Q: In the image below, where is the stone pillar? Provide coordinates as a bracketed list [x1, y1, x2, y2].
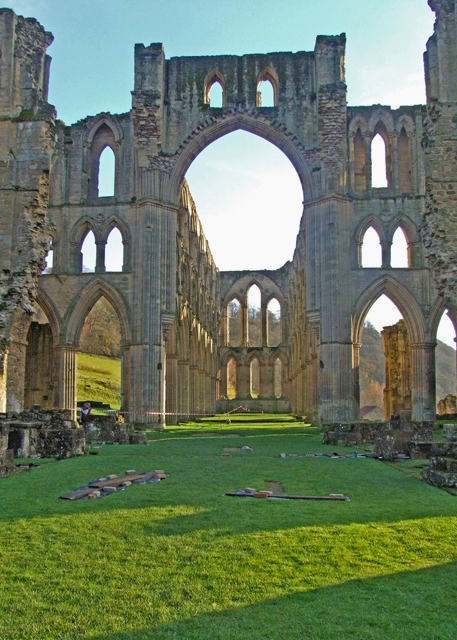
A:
[189, 365, 198, 418]
[381, 242, 391, 269]
[352, 342, 361, 413]
[219, 360, 228, 398]
[95, 241, 106, 274]
[237, 361, 250, 398]
[165, 354, 178, 424]
[261, 362, 274, 398]
[260, 304, 267, 346]
[242, 304, 248, 346]
[24, 322, 55, 409]
[411, 342, 436, 422]
[6, 337, 27, 413]
[381, 320, 412, 420]
[55, 346, 77, 419]
[121, 345, 130, 413]
[178, 361, 190, 421]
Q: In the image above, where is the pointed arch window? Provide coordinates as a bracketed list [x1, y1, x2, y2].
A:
[81, 230, 96, 273]
[227, 357, 237, 400]
[371, 132, 388, 188]
[247, 284, 261, 346]
[88, 123, 117, 202]
[250, 357, 260, 398]
[98, 146, 115, 197]
[256, 68, 278, 107]
[204, 71, 226, 107]
[274, 358, 283, 398]
[391, 228, 409, 268]
[361, 227, 382, 268]
[227, 299, 242, 347]
[105, 227, 123, 272]
[267, 298, 281, 347]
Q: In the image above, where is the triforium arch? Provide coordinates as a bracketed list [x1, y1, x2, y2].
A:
[86, 116, 122, 202]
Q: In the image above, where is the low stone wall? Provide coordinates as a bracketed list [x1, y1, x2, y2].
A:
[2, 409, 87, 461]
[373, 421, 434, 461]
[322, 422, 386, 446]
[84, 416, 147, 445]
[422, 427, 457, 489]
[0, 424, 14, 477]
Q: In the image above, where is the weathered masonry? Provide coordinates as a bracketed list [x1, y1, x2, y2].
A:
[0, 2, 456, 426]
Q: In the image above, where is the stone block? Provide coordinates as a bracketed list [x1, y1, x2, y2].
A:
[442, 424, 457, 442]
[8, 427, 37, 457]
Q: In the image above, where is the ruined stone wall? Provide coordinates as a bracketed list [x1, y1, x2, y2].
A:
[381, 320, 412, 420]
[170, 180, 220, 421]
[0, 11, 56, 411]
[423, 0, 457, 301]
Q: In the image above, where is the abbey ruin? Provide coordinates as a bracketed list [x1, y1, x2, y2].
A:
[0, 1, 456, 427]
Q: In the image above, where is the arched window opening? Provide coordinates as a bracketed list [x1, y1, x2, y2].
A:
[78, 296, 122, 409]
[247, 284, 261, 346]
[353, 128, 366, 191]
[359, 295, 405, 420]
[250, 358, 260, 398]
[257, 79, 275, 107]
[42, 238, 53, 274]
[227, 357, 237, 400]
[24, 305, 54, 409]
[207, 80, 223, 107]
[371, 131, 388, 188]
[436, 312, 456, 412]
[98, 146, 115, 197]
[391, 228, 409, 268]
[361, 227, 382, 267]
[398, 127, 412, 194]
[81, 230, 96, 273]
[105, 227, 123, 272]
[274, 358, 282, 398]
[227, 299, 242, 347]
[267, 298, 281, 347]
[184, 130, 303, 270]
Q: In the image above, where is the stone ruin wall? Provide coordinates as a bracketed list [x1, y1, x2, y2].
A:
[0, 3, 456, 435]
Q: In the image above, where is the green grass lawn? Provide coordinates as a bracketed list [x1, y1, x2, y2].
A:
[1, 417, 457, 639]
[77, 353, 121, 409]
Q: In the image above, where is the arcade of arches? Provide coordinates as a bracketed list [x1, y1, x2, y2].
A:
[1, 3, 457, 426]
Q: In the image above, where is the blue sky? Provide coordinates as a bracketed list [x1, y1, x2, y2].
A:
[12, 1, 452, 345]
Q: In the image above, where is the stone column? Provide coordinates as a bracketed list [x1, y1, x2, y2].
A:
[6, 337, 27, 413]
[178, 361, 190, 421]
[189, 365, 198, 418]
[352, 342, 361, 413]
[411, 342, 436, 422]
[242, 304, 248, 346]
[121, 345, 130, 414]
[261, 361, 274, 398]
[219, 360, 228, 398]
[95, 241, 106, 273]
[237, 361, 250, 398]
[260, 304, 267, 346]
[55, 346, 77, 419]
[381, 242, 392, 269]
[165, 354, 178, 424]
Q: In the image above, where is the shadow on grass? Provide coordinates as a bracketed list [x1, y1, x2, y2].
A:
[89, 561, 457, 640]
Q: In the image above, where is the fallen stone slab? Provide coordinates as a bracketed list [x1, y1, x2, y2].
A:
[60, 470, 168, 500]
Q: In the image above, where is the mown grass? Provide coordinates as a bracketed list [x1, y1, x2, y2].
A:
[1, 417, 457, 639]
[77, 353, 121, 409]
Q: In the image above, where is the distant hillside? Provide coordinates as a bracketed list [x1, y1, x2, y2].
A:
[359, 321, 456, 407]
[77, 352, 121, 409]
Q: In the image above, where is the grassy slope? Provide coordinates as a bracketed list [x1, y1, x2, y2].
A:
[77, 352, 121, 409]
[1, 418, 457, 639]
